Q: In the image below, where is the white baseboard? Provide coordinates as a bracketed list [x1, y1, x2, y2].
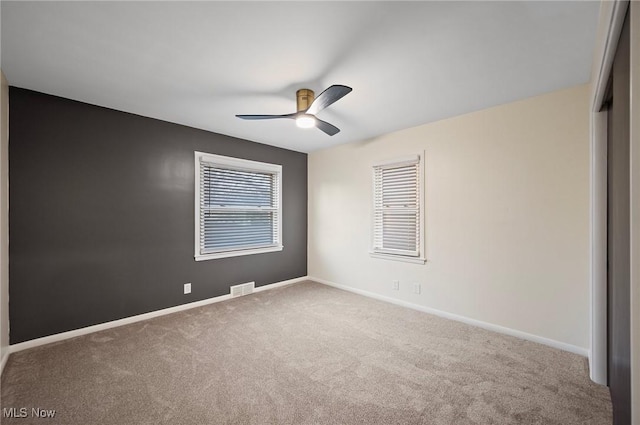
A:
[253, 277, 304, 293]
[6, 275, 587, 367]
[309, 276, 588, 357]
[9, 276, 308, 355]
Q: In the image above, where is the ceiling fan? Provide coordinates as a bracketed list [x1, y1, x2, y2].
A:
[236, 85, 352, 136]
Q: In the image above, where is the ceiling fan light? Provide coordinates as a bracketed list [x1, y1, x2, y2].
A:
[296, 114, 316, 129]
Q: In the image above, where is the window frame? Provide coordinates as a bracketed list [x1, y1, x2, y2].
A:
[370, 154, 426, 265]
[194, 151, 283, 261]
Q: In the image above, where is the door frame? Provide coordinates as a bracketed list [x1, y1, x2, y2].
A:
[589, 0, 628, 386]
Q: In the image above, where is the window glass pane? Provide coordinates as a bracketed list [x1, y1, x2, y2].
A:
[202, 166, 274, 207]
[201, 210, 275, 252]
[380, 166, 417, 208]
[382, 212, 417, 251]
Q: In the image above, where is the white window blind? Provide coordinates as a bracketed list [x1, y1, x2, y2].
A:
[195, 152, 282, 261]
[372, 155, 424, 262]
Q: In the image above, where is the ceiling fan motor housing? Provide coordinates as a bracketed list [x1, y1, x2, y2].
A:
[296, 89, 315, 112]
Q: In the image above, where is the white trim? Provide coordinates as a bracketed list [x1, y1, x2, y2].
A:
[195, 245, 283, 261]
[588, 0, 630, 386]
[369, 252, 426, 264]
[0, 350, 8, 375]
[8, 276, 308, 354]
[590, 110, 608, 385]
[629, 2, 640, 421]
[253, 277, 304, 293]
[371, 152, 426, 263]
[372, 154, 419, 168]
[196, 151, 282, 174]
[590, 0, 630, 114]
[194, 151, 283, 261]
[309, 276, 588, 357]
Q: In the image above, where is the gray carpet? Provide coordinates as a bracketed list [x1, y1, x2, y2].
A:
[1, 281, 611, 424]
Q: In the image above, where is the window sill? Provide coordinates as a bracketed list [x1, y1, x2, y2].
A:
[195, 245, 283, 261]
[369, 252, 426, 265]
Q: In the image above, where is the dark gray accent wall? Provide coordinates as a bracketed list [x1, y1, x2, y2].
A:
[8, 88, 307, 344]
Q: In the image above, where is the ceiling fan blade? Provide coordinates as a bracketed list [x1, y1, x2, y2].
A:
[306, 85, 352, 115]
[315, 118, 340, 136]
[236, 113, 295, 120]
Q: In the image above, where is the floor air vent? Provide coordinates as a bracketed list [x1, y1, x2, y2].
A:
[230, 282, 255, 297]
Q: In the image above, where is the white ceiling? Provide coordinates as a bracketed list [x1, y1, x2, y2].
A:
[2, 1, 599, 153]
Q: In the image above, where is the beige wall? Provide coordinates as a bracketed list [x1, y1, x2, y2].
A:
[0, 69, 8, 371]
[309, 84, 591, 351]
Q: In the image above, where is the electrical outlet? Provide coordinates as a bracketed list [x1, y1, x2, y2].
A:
[392, 280, 399, 291]
[184, 283, 192, 294]
[413, 283, 421, 294]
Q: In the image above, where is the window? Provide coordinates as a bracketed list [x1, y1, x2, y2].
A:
[371, 154, 425, 264]
[195, 152, 282, 261]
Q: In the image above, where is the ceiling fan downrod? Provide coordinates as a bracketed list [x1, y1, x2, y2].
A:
[296, 89, 315, 112]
